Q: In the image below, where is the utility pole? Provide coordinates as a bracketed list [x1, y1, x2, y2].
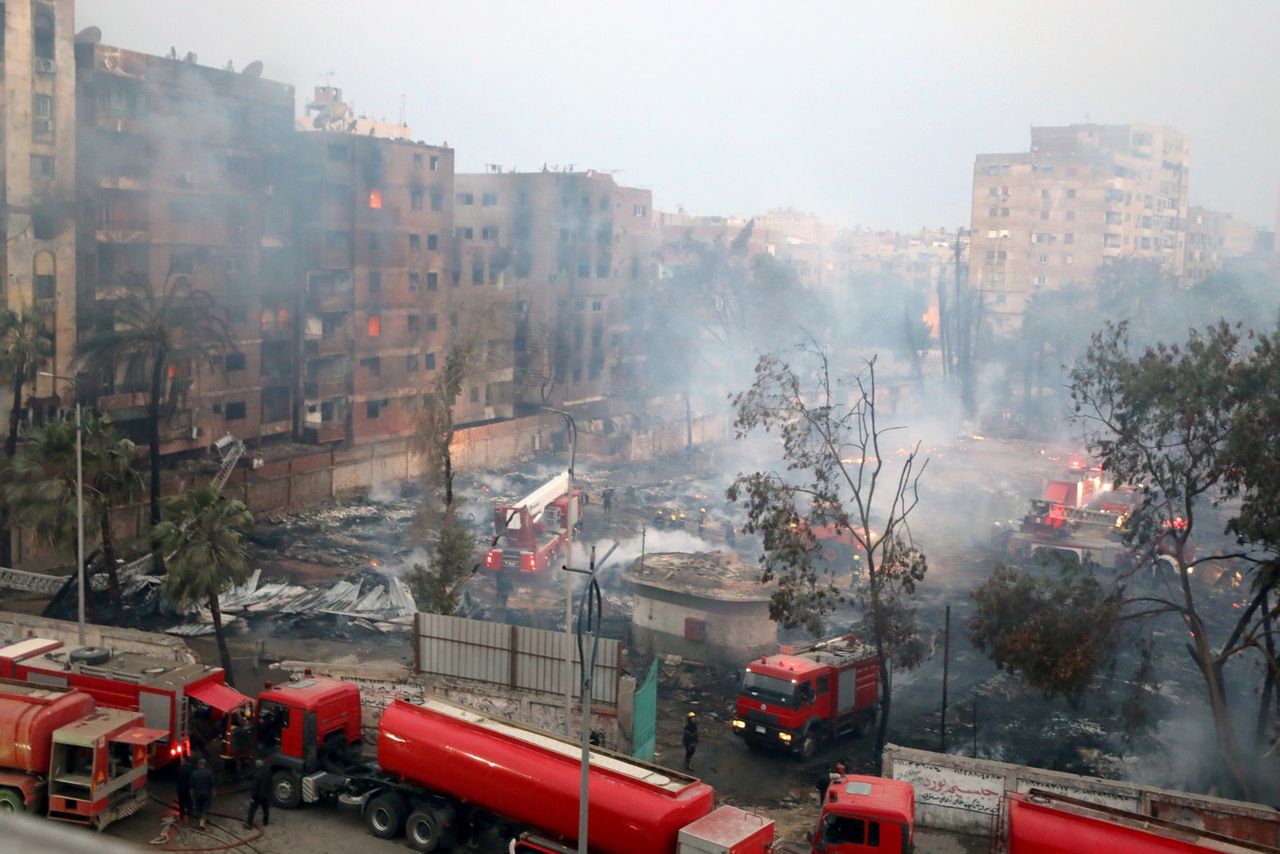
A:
[564, 542, 617, 854]
[940, 604, 950, 753]
[543, 407, 577, 737]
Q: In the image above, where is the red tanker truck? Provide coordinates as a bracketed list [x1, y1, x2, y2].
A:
[732, 636, 879, 760]
[0, 679, 166, 830]
[804, 772, 1271, 854]
[249, 673, 776, 853]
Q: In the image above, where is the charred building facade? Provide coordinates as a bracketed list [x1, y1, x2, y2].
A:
[293, 130, 482, 446]
[454, 169, 653, 410]
[1, 0, 78, 417]
[74, 41, 295, 452]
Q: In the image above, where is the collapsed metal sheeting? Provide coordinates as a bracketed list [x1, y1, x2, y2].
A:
[164, 568, 418, 636]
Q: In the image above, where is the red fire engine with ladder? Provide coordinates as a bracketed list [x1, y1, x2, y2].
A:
[484, 471, 584, 575]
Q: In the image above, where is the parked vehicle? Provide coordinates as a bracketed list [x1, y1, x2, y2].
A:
[0, 678, 165, 830]
[808, 772, 1270, 853]
[732, 635, 878, 760]
[240, 672, 1270, 853]
[0, 636, 251, 766]
[250, 673, 770, 853]
[485, 471, 584, 575]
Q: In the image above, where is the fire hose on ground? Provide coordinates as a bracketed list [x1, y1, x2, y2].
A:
[148, 794, 264, 853]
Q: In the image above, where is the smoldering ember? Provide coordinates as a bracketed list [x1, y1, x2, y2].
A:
[1, 2, 1278, 853]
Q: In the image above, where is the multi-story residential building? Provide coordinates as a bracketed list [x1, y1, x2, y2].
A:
[2, 0, 77, 417]
[293, 128, 471, 445]
[74, 42, 295, 453]
[73, 43, 293, 452]
[968, 123, 1190, 329]
[1184, 206, 1268, 282]
[454, 169, 653, 410]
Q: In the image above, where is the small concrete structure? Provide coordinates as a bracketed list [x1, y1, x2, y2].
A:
[624, 551, 776, 667]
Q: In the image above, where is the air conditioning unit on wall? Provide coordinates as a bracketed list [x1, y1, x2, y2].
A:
[34, 57, 56, 74]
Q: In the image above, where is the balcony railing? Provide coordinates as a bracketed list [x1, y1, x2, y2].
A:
[303, 422, 347, 444]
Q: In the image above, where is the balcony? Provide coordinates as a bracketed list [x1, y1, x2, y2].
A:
[305, 337, 348, 358]
[308, 293, 351, 313]
[96, 222, 150, 244]
[304, 378, 347, 399]
[97, 389, 149, 411]
[303, 422, 347, 444]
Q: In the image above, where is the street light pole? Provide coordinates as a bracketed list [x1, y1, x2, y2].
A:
[41, 372, 85, 646]
[565, 541, 616, 854]
[543, 406, 577, 737]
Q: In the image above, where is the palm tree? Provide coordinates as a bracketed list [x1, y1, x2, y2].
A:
[83, 415, 145, 622]
[79, 272, 231, 534]
[0, 307, 53, 566]
[3, 414, 143, 623]
[155, 485, 253, 684]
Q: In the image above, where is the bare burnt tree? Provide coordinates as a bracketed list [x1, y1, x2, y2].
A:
[728, 346, 928, 759]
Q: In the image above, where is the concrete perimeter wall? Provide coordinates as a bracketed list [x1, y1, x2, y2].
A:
[278, 660, 624, 752]
[0, 610, 197, 663]
[12, 405, 722, 569]
[882, 744, 1280, 845]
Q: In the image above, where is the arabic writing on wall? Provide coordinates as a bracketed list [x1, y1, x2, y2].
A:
[895, 760, 1004, 815]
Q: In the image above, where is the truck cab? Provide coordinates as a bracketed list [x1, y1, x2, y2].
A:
[732, 639, 877, 760]
[812, 774, 914, 853]
[255, 675, 362, 808]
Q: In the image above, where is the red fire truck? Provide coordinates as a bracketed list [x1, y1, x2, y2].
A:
[805, 773, 1270, 853]
[484, 471, 584, 575]
[732, 636, 879, 761]
[0, 679, 165, 830]
[0, 637, 252, 766]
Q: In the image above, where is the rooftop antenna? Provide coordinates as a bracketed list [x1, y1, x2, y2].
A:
[399, 93, 406, 128]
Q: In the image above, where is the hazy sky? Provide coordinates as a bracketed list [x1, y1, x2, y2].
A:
[77, 0, 1280, 231]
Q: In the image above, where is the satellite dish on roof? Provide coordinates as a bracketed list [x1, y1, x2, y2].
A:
[242, 60, 264, 78]
[74, 26, 102, 44]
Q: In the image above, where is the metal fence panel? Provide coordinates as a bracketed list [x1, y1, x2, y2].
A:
[631, 659, 658, 761]
[415, 613, 619, 706]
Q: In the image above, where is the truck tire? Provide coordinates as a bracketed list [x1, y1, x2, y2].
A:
[366, 792, 407, 839]
[797, 729, 818, 762]
[271, 769, 303, 809]
[405, 808, 442, 852]
[0, 788, 23, 812]
[69, 646, 111, 666]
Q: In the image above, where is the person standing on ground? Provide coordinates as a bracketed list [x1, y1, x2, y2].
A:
[175, 754, 193, 823]
[682, 711, 699, 770]
[190, 757, 214, 829]
[245, 759, 272, 830]
[815, 761, 846, 806]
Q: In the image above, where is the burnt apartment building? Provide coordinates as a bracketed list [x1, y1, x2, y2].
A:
[75, 40, 295, 452]
[293, 124, 466, 445]
[1, 0, 78, 417]
[454, 169, 653, 410]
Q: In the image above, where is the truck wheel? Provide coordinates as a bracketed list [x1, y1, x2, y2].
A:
[271, 769, 303, 809]
[69, 646, 111, 666]
[366, 792, 407, 839]
[0, 788, 23, 812]
[405, 808, 442, 851]
[798, 730, 818, 762]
